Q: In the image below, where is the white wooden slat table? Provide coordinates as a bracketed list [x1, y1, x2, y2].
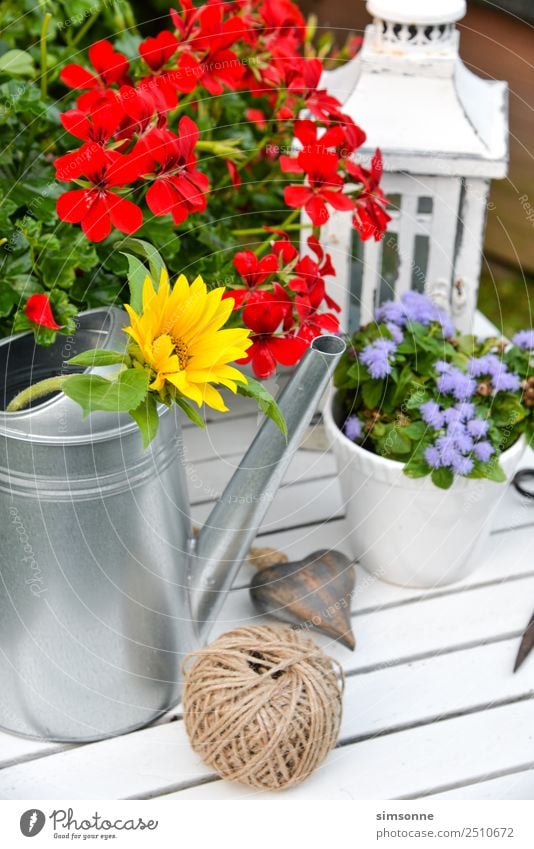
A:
[1, 393, 534, 800]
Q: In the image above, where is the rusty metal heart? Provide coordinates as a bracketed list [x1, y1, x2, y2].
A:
[249, 549, 356, 650]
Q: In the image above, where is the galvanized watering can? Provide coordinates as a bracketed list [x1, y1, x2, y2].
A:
[0, 308, 344, 742]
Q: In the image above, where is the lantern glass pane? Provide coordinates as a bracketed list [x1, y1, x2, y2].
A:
[387, 194, 402, 213]
[378, 231, 400, 305]
[417, 196, 433, 215]
[412, 234, 430, 292]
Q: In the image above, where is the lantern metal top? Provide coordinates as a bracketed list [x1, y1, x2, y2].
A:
[323, 0, 508, 178]
[367, 0, 466, 25]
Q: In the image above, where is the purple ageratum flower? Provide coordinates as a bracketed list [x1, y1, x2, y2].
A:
[386, 321, 404, 345]
[436, 366, 476, 401]
[455, 402, 476, 421]
[473, 441, 495, 462]
[468, 354, 521, 393]
[512, 329, 534, 351]
[375, 300, 406, 325]
[466, 417, 489, 438]
[424, 445, 442, 469]
[435, 436, 460, 467]
[443, 407, 462, 425]
[446, 422, 474, 453]
[451, 454, 474, 476]
[343, 415, 363, 442]
[375, 292, 455, 337]
[360, 338, 397, 379]
[420, 400, 444, 429]
[467, 354, 500, 378]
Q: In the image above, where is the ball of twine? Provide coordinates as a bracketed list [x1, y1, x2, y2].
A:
[182, 625, 344, 791]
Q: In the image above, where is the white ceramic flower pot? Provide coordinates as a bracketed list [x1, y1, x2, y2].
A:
[323, 392, 526, 588]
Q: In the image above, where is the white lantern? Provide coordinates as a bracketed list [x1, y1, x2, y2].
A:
[317, 0, 508, 332]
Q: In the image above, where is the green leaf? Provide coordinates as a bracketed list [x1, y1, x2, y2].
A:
[236, 376, 287, 437]
[0, 283, 19, 317]
[175, 395, 205, 428]
[67, 349, 130, 368]
[0, 50, 34, 77]
[120, 239, 165, 284]
[129, 393, 160, 449]
[404, 420, 428, 440]
[383, 427, 412, 455]
[121, 253, 150, 313]
[63, 369, 149, 416]
[479, 458, 507, 483]
[404, 456, 431, 479]
[431, 467, 454, 489]
[362, 379, 383, 409]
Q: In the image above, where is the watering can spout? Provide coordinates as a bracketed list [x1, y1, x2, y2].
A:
[189, 334, 345, 638]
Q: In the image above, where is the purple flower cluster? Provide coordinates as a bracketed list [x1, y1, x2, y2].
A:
[467, 354, 521, 393]
[435, 361, 477, 401]
[512, 329, 534, 351]
[376, 291, 455, 338]
[420, 399, 493, 476]
[360, 338, 397, 379]
[343, 415, 363, 441]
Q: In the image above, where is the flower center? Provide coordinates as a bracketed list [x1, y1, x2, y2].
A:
[171, 335, 189, 370]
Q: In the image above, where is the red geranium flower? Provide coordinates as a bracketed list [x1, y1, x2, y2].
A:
[139, 31, 179, 72]
[239, 290, 307, 379]
[170, 0, 203, 40]
[183, 4, 245, 95]
[290, 236, 339, 309]
[280, 119, 354, 225]
[347, 149, 391, 241]
[60, 40, 130, 107]
[24, 294, 61, 330]
[245, 108, 267, 130]
[55, 144, 143, 242]
[258, 0, 305, 37]
[234, 250, 278, 288]
[137, 118, 209, 225]
[60, 98, 123, 145]
[226, 251, 278, 308]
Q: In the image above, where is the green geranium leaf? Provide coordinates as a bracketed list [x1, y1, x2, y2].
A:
[0, 50, 34, 77]
[431, 467, 454, 489]
[0, 283, 19, 317]
[175, 395, 205, 428]
[129, 393, 160, 448]
[236, 375, 287, 437]
[63, 369, 149, 416]
[67, 349, 131, 368]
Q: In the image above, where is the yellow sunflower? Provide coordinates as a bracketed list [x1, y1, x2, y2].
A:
[124, 269, 251, 412]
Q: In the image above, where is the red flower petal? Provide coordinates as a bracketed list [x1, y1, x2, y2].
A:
[322, 189, 355, 211]
[80, 196, 112, 242]
[304, 194, 328, 226]
[57, 190, 91, 224]
[146, 179, 178, 216]
[283, 184, 311, 209]
[24, 294, 61, 330]
[60, 64, 99, 91]
[269, 335, 308, 366]
[250, 341, 277, 380]
[108, 195, 143, 234]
